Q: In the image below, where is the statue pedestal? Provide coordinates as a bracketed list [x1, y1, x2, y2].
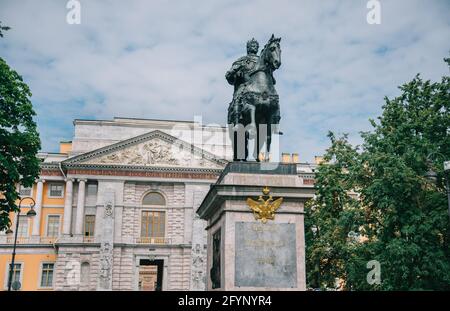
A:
[197, 162, 314, 291]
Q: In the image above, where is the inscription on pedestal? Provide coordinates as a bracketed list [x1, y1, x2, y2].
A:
[235, 222, 297, 288]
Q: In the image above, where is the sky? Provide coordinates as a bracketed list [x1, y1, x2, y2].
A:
[0, 0, 449, 162]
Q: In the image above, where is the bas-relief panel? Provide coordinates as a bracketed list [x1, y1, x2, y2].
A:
[82, 138, 223, 169]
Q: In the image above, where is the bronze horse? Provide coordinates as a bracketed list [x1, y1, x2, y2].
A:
[228, 35, 282, 161]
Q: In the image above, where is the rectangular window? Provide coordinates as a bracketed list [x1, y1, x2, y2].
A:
[87, 184, 97, 196]
[8, 263, 22, 286]
[47, 215, 60, 237]
[84, 215, 95, 237]
[48, 183, 64, 198]
[40, 263, 54, 288]
[17, 216, 29, 237]
[19, 185, 32, 196]
[141, 211, 165, 238]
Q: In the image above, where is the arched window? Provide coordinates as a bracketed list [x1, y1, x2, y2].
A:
[142, 192, 166, 206]
[141, 192, 166, 242]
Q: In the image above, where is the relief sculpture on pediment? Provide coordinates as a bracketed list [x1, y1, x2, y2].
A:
[95, 139, 179, 166]
[81, 137, 224, 169]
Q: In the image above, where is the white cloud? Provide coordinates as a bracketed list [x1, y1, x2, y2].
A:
[0, 0, 449, 161]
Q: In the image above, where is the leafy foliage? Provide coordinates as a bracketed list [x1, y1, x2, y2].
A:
[306, 58, 450, 290]
[0, 32, 41, 231]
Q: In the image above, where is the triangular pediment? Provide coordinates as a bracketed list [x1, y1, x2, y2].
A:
[63, 130, 227, 170]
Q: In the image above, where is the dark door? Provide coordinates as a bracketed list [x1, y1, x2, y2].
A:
[139, 259, 164, 291]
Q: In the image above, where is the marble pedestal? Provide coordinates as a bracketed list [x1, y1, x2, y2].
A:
[197, 162, 315, 291]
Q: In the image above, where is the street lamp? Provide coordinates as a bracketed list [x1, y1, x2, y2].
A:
[444, 161, 450, 222]
[311, 225, 320, 289]
[425, 154, 450, 221]
[425, 161, 438, 185]
[6, 196, 36, 291]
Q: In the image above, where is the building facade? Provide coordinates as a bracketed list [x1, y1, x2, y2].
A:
[0, 117, 316, 291]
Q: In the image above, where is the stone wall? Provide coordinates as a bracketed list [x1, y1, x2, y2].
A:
[54, 247, 99, 291]
[53, 179, 212, 291]
[112, 246, 134, 290]
[189, 185, 210, 290]
[167, 247, 191, 290]
[122, 182, 186, 243]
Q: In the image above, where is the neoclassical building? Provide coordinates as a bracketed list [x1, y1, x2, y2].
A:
[0, 117, 316, 291]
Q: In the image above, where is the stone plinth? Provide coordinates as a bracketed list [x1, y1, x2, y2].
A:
[197, 162, 314, 291]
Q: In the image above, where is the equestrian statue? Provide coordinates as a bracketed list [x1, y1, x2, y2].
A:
[226, 35, 282, 162]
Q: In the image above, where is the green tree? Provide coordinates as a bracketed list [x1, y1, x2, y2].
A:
[0, 23, 41, 231]
[306, 58, 450, 290]
[305, 133, 371, 290]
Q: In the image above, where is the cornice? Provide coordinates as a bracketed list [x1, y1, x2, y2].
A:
[40, 162, 60, 169]
[66, 163, 223, 174]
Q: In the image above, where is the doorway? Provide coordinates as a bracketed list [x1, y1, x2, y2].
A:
[138, 259, 164, 291]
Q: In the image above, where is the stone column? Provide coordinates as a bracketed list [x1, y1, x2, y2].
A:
[63, 178, 74, 235]
[31, 179, 45, 236]
[75, 179, 87, 235]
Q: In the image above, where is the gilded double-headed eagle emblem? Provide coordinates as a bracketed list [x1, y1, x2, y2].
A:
[246, 187, 283, 223]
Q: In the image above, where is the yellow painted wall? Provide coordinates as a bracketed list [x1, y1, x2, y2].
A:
[314, 156, 325, 164]
[39, 208, 64, 237]
[59, 141, 72, 154]
[11, 182, 67, 232]
[0, 253, 57, 291]
[16, 180, 67, 205]
[2, 184, 63, 291]
[13, 195, 36, 208]
[42, 182, 66, 206]
[8, 207, 63, 238]
[15, 181, 67, 207]
[8, 206, 33, 234]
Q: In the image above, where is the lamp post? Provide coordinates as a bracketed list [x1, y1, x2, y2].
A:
[444, 161, 450, 221]
[425, 154, 450, 221]
[6, 197, 36, 291]
[311, 225, 320, 290]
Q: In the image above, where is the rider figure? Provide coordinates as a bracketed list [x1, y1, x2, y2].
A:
[226, 38, 260, 126]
